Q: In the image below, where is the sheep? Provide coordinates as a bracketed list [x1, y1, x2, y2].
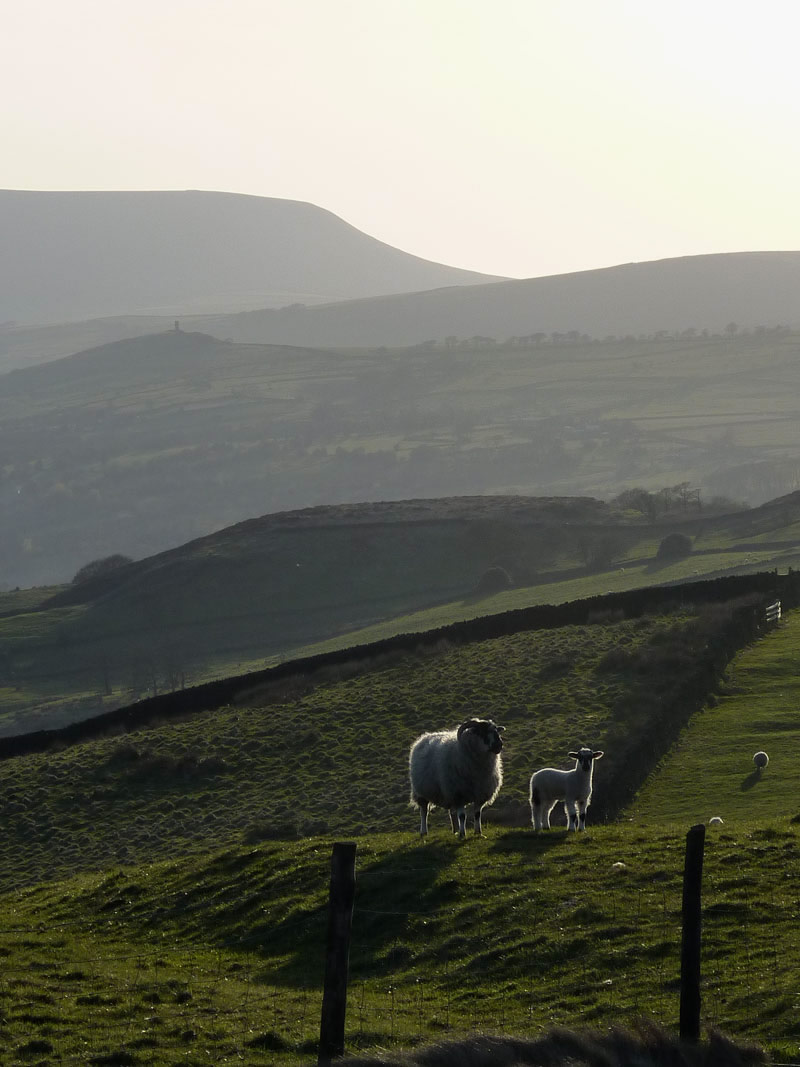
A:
[753, 750, 769, 770]
[409, 718, 504, 838]
[529, 747, 603, 831]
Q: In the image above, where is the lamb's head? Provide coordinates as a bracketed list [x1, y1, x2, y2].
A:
[568, 747, 604, 773]
[457, 718, 505, 754]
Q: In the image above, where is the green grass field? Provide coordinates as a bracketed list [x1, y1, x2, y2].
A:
[0, 602, 798, 1062]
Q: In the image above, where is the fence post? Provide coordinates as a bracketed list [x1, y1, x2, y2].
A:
[680, 823, 705, 1042]
[318, 841, 357, 1066]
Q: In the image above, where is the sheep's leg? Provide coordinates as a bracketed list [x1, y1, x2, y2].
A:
[543, 802, 555, 830]
[565, 800, 579, 831]
[456, 806, 467, 838]
[449, 809, 459, 834]
[474, 803, 484, 836]
[531, 802, 542, 831]
[578, 799, 589, 831]
[418, 800, 429, 837]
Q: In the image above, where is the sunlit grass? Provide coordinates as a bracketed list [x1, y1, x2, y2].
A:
[633, 610, 800, 826]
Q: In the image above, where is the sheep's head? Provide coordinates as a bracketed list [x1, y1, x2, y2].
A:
[457, 718, 505, 754]
[568, 747, 604, 772]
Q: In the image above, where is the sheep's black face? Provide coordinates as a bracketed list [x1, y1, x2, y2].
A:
[458, 718, 504, 753]
[574, 748, 595, 772]
[479, 722, 504, 754]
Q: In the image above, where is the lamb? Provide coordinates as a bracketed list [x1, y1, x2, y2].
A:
[409, 718, 504, 838]
[529, 747, 603, 831]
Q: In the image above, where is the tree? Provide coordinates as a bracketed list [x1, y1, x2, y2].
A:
[656, 532, 693, 561]
[72, 553, 133, 585]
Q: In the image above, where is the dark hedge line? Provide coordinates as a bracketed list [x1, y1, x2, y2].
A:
[1, 570, 796, 763]
[590, 590, 783, 822]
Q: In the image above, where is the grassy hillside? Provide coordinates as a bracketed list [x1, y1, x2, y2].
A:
[3, 486, 800, 736]
[5, 326, 800, 589]
[0, 607, 798, 1063]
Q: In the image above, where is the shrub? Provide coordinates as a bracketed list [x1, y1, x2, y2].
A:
[72, 554, 133, 585]
[472, 566, 513, 597]
[656, 532, 693, 560]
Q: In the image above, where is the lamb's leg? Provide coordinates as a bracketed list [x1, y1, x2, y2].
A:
[418, 800, 429, 837]
[474, 803, 484, 836]
[543, 802, 555, 830]
[565, 800, 579, 830]
[578, 798, 589, 831]
[449, 808, 459, 834]
[531, 786, 543, 831]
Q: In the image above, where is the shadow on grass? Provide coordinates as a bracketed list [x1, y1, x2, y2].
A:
[246, 836, 463, 985]
[487, 827, 577, 857]
[740, 768, 764, 792]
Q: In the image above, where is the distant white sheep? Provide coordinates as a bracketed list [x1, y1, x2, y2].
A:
[409, 718, 505, 838]
[529, 747, 604, 831]
[753, 751, 769, 770]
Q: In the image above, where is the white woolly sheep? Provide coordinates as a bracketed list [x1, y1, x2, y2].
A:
[529, 747, 604, 831]
[753, 750, 769, 769]
[409, 718, 504, 838]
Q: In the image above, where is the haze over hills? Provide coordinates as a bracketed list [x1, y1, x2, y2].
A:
[5, 248, 800, 374]
[4, 325, 800, 587]
[195, 250, 800, 348]
[0, 189, 502, 327]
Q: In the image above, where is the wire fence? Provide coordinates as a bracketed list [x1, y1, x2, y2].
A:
[0, 836, 796, 1064]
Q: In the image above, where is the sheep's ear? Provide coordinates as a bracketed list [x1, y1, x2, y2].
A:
[496, 725, 506, 733]
[593, 750, 604, 759]
[568, 751, 579, 759]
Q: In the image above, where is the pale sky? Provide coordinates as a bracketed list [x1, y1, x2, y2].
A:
[5, 0, 800, 279]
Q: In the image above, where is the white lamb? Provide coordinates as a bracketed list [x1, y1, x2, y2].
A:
[529, 747, 604, 831]
[409, 718, 505, 838]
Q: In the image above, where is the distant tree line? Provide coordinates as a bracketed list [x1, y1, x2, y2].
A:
[408, 323, 794, 352]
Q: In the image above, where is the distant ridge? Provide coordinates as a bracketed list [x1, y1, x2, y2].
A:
[193, 250, 800, 347]
[0, 189, 503, 325]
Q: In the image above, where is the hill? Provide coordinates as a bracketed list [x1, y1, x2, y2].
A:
[5, 326, 800, 588]
[0, 590, 798, 1062]
[0, 188, 501, 329]
[3, 472, 800, 738]
[6, 250, 800, 374]
[197, 250, 800, 347]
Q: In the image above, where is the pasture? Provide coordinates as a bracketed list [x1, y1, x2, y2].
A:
[0, 603, 797, 1062]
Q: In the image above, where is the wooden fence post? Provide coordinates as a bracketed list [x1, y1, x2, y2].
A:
[318, 841, 357, 1066]
[680, 823, 705, 1042]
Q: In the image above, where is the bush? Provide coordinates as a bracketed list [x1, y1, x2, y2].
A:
[472, 566, 513, 597]
[72, 554, 133, 585]
[656, 532, 693, 560]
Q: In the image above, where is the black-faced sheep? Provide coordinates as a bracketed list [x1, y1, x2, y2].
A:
[408, 718, 504, 838]
[529, 747, 603, 831]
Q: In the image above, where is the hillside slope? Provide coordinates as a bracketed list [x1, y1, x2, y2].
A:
[6, 326, 800, 587]
[186, 250, 800, 347]
[0, 598, 798, 1062]
[0, 189, 502, 327]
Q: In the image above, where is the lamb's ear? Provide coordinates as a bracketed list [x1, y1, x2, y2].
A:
[568, 751, 579, 759]
[593, 750, 604, 759]
[496, 725, 506, 733]
[457, 719, 480, 740]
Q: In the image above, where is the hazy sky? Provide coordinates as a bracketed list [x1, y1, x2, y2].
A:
[5, 1, 800, 279]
